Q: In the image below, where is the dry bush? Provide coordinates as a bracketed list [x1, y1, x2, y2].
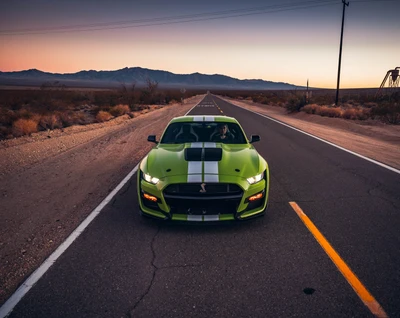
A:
[302, 104, 319, 114]
[16, 108, 35, 119]
[371, 102, 400, 124]
[96, 111, 113, 122]
[39, 114, 62, 130]
[346, 100, 360, 106]
[341, 106, 370, 120]
[363, 102, 378, 108]
[109, 104, 130, 117]
[0, 110, 18, 126]
[315, 106, 342, 118]
[285, 96, 307, 113]
[341, 108, 358, 120]
[12, 119, 38, 136]
[0, 126, 10, 139]
[58, 112, 75, 127]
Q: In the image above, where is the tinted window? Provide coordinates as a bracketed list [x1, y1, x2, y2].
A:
[160, 122, 247, 144]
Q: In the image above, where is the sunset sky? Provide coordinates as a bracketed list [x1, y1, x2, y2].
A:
[0, 0, 399, 88]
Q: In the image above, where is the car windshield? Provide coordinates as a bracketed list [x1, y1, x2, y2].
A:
[160, 122, 247, 144]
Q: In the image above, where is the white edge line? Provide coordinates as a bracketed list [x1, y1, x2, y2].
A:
[185, 98, 202, 115]
[0, 95, 206, 318]
[227, 100, 400, 175]
[0, 165, 139, 318]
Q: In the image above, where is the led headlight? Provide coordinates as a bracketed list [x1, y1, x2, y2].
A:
[142, 172, 160, 185]
[247, 172, 264, 185]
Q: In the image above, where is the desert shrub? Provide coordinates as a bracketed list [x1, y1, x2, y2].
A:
[109, 104, 130, 117]
[0, 126, 10, 139]
[96, 111, 113, 122]
[0, 110, 18, 126]
[12, 118, 38, 136]
[302, 104, 318, 114]
[371, 102, 400, 124]
[285, 96, 306, 113]
[341, 108, 357, 120]
[363, 102, 378, 108]
[341, 108, 370, 120]
[346, 99, 360, 106]
[16, 108, 35, 119]
[315, 106, 342, 118]
[58, 112, 75, 127]
[39, 114, 62, 130]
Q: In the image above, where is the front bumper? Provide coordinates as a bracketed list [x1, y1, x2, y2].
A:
[137, 173, 269, 222]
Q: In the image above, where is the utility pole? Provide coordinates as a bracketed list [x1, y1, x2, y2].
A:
[306, 79, 309, 104]
[335, 0, 349, 105]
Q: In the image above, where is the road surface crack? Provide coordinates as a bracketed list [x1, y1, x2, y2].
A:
[111, 179, 133, 207]
[127, 225, 161, 317]
[368, 187, 400, 210]
[158, 264, 202, 270]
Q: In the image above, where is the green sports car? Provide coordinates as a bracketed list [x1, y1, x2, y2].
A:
[137, 115, 269, 221]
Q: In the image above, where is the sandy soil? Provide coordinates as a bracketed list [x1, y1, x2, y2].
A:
[0, 94, 399, 306]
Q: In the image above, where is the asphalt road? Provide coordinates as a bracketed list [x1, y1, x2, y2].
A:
[5, 95, 400, 317]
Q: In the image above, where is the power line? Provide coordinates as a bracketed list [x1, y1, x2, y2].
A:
[0, 0, 339, 36]
[1, 0, 338, 33]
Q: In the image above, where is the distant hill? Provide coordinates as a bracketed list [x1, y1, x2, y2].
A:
[0, 67, 302, 90]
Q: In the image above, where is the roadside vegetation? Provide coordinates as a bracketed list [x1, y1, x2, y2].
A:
[0, 81, 202, 139]
[214, 88, 400, 125]
[1, 85, 399, 140]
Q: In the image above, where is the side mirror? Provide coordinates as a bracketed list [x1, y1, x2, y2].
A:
[249, 135, 260, 143]
[147, 135, 158, 144]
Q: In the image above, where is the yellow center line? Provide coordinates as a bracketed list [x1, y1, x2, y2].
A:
[289, 202, 387, 318]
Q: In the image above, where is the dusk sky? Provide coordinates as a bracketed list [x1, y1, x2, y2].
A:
[0, 0, 399, 88]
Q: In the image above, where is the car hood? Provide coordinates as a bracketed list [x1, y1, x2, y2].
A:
[144, 143, 262, 180]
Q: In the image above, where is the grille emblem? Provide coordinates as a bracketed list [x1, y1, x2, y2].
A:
[200, 183, 206, 193]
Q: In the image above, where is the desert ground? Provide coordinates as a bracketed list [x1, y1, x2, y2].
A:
[0, 94, 399, 305]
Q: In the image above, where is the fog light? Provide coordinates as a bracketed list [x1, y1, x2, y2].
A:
[248, 192, 264, 202]
[143, 193, 158, 202]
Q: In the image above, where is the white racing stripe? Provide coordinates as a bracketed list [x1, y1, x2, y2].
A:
[204, 116, 215, 122]
[188, 215, 202, 221]
[204, 215, 219, 221]
[204, 162, 218, 174]
[193, 116, 203, 122]
[190, 142, 203, 148]
[188, 175, 202, 183]
[188, 161, 202, 183]
[203, 142, 219, 182]
[188, 161, 202, 174]
[188, 143, 203, 183]
[204, 174, 219, 182]
[204, 142, 216, 148]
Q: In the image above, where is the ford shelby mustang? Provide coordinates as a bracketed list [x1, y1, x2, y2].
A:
[137, 115, 269, 221]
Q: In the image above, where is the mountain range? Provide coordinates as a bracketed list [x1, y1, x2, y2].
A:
[0, 67, 302, 90]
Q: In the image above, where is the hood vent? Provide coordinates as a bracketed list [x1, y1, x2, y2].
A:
[185, 148, 222, 161]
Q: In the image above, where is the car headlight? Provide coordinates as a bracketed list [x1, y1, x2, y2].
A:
[247, 172, 264, 185]
[142, 171, 160, 185]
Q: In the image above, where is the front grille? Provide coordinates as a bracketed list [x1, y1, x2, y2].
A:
[164, 183, 242, 196]
[166, 197, 241, 215]
[163, 183, 243, 215]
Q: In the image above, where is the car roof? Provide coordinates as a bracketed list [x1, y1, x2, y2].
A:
[169, 115, 238, 124]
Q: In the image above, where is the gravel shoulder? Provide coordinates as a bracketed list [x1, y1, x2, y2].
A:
[1, 94, 399, 306]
